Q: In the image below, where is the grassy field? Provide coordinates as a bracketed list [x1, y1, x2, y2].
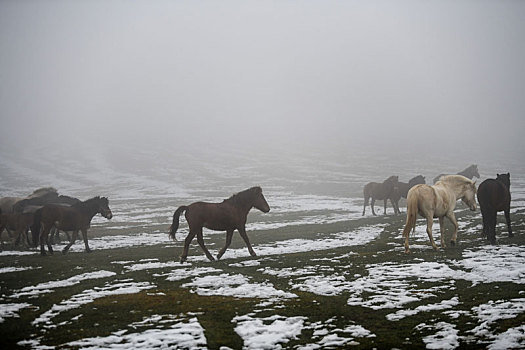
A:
[1, 205, 524, 349]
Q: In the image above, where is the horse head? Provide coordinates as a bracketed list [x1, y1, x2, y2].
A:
[252, 187, 270, 213]
[461, 180, 477, 211]
[97, 197, 113, 219]
[496, 173, 511, 189]
[470, 164, 480, 179]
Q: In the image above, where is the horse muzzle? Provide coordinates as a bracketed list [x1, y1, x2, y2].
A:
[104, 211, 113, 219]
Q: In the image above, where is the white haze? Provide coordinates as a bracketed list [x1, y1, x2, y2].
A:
[1, 0, 524, 174]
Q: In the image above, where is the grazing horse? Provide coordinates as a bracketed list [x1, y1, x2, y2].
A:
[477, 173, 512, 244]
[0, 209, 34, 250]
[402, 175, 477, 253]
[362, 176, 399, 216]
[433, 164, 480, 183]
[390, 175, 426, 214]
[34, 196, 113, 256]
[169, 186, 270, 262]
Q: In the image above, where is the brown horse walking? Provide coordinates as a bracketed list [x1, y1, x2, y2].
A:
[34, 196, 113, 256]
[477, 173, 512, 244]
[362, 176, 399, 216]
[169, 186, 270, 263]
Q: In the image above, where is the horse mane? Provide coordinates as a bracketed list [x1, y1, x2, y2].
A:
[73, 196, 108, 209]
[224, 187, 261, 207]
[28, 187, 58, 198]
[383, 175, 398, 184]
[438, 175, 475, 192]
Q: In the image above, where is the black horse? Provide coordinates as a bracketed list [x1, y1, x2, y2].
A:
[390, 175, 426, 214]
[34, 196, 113, 255]
[477, 173, 512, 244]
[15, 194, 82, 246]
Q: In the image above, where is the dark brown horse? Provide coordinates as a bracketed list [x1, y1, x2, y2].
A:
[169, 186, 270, 263]
[362, 176, 399, 216]
[477, 173, 512, 244]
[0, 209, 34, 250]
[390, 175, 426, 214]
[14, 194, 82, 246]
[433, 164, 480, 183]
[34, 196, 113, 256]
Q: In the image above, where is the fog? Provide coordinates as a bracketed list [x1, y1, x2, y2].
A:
[1, 0, 525, 171]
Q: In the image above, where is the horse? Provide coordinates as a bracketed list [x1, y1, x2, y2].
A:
[390, 175, 426, 214]
[362, 176, 399, 216]
[169, 186, 270, 263]
[0, 209, 34, 250]
[0, 187, 58, 214]
[15, 194, 82, 245]
[433, 164, 480, 183]
[34, 196, 113, 256]
[0, 187, 58, 239]
[402, 175, 477, 253]
[477, 173, 512, 244]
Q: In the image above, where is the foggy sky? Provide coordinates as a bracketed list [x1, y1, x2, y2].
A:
[1, 0, 525, 158]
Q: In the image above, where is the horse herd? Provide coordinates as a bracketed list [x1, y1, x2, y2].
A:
[0, 164, 514, 261]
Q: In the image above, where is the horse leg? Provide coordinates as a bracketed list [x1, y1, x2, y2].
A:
[40, 225, 53, 256]
[479, 206, 488, 237]
[438, 217, 447, 249]
[62, 230, 78, 254]
[238, 227, 257, 257]
[0, 224, 4, 252]
[425, 217, 438, 250]
[217, 229, 234, 260]
[81, 229, 92, 253]
[371, 199, 377, 216]
[14, 228, 24, 248]
[383, 199, 388, 215]
[362, 195, 369, 216]
[392, 199, 400, 215]
[487, 211, 497, 244]
[505, 209, 513, 237]
[446, 211, 459, 246]
[180, 230, 197, 263]
[196, 229, 215, 261]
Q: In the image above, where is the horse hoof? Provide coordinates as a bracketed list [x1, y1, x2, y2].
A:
[179, 257, 187, 264]
[450, 240, 456, 247]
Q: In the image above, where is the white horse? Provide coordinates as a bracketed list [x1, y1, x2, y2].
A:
[402, 175, 477, 253]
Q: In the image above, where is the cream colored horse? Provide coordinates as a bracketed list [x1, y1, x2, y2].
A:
[402, 175, 477, 253]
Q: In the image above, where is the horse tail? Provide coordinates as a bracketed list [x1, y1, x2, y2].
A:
[31, 207, 43, 247]
[169, 206, 188, 241]
[403, 190, 418, 238]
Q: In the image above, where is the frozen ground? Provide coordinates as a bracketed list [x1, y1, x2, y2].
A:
[0, 151, 524, 349]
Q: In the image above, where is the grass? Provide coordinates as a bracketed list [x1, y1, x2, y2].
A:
[0, 209, 524, 349]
